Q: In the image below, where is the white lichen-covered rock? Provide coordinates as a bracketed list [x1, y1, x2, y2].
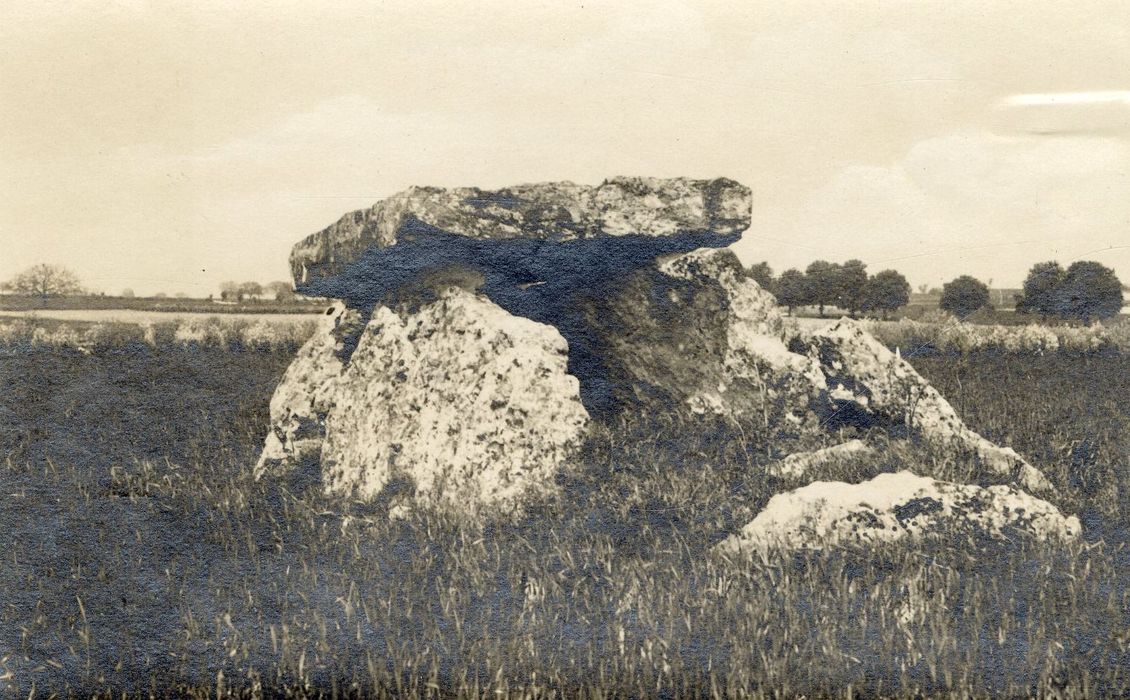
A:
[255, 302, 365, 479]
[718, 471, 1080, 554]
[807, 319, 1051, 492]
[768, 439, 876, 479]
[320, 288, 589, 514]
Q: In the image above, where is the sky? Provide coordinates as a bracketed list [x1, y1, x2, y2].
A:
[2, 0, 1128, 296]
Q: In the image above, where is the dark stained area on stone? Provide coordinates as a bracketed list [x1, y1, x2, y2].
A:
[796, 336, 900, 434]
[894, 496, 945, 523]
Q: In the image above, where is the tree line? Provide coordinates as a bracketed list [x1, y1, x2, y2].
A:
[218, 280, 295, 302]
[750, 258, 1124, 324]
[0, 264, 299, 303]
[749, 260, 912, 319]
[1014, 260, 1124, 325]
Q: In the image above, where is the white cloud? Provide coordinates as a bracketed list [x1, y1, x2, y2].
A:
[993, 91, 1130, 135]
[1004, 91, 1130, 106]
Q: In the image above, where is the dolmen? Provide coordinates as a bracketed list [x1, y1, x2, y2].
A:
[255, 176, 1076, 545]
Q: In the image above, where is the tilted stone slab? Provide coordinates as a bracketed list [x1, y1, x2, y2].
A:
[718, 471, 1080, 554]
[587, 260, 1052, 492]
[806, 319, 1051, 492]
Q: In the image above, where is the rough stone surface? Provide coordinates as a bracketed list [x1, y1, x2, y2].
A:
[291, 177, 752, 292]
[718, 471, 1080, 553]
[583, 247, 825, 429]
[319, 288, 589, 514]
[659, 249, 826, 421]
[806, 319, 1051, 492]
[767, 439, 876, 479]
[254, 302, 366, 480]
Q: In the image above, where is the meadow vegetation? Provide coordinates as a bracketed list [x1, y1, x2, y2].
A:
[0, 316, 317, 354]
[862, 315, 1130, 356]
[1, 317, 1128, 697]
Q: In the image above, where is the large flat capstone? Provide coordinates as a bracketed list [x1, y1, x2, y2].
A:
[289, 177, 751, 305]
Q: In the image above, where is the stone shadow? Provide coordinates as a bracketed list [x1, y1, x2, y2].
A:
[296, 217, 740, 417]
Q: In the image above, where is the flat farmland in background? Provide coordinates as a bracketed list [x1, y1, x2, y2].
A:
[0, 308, 324, 325]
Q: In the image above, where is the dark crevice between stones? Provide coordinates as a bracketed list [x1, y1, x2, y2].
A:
[331, 306, 371, 362]
[297, 220, 739, 418]
[813, 393, 913, 440]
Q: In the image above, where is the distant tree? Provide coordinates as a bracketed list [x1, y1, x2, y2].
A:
[861, 269, 911, 320]
[265, 280, 296, 301]
[3, 264, 84, 301]
[1015, 261, 1065, 319]
[747, 262, 775, 293]
[775, 268, 809, 316]
[805, 260, 841, 317]
[1058, 261, 1123, 325]
[220, 281, 242, 301]
[175, 292, 189, 299]
[238, 281, 264, 301]
[917, 283, 930, 295]
[939, 275, 990, 319]
[154, 292, 168, 299]
[120, 288, 135, 298]
[835, 259, 869, 316]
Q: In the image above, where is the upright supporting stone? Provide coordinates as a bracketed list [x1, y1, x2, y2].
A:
[583, 247, 826, 431]
[320, 288, 589, 514]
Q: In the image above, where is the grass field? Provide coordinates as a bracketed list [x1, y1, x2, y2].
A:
[1, 328, 1128, 697]
[0, 310, 323, 329]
